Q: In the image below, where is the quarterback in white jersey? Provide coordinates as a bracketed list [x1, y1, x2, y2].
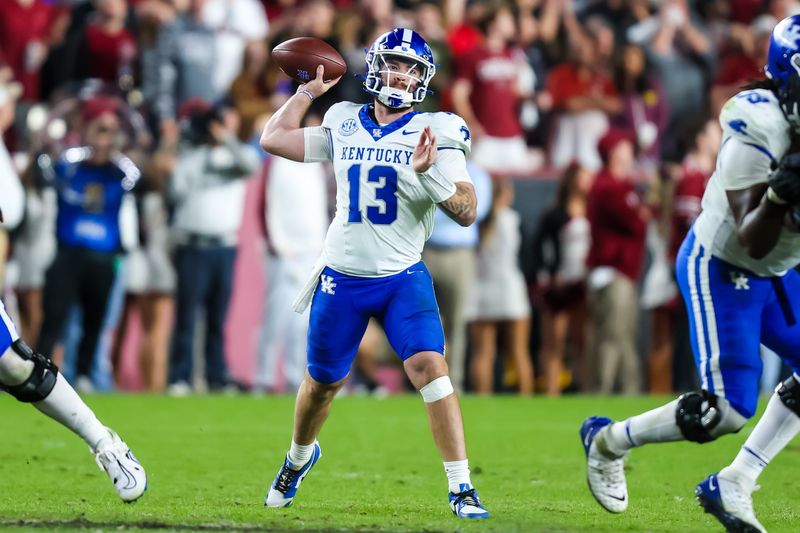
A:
[581, 15, 800, 533]
[259, 29, 488, 519]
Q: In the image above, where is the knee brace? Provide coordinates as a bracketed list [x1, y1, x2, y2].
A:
[777, 375, 800, 417]
[0, 340, 58, 403]
[420, 376, 454, 403]
[675, 390, 747, 443]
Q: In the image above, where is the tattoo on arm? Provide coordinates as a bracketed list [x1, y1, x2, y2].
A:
[439, 182, 477, 226]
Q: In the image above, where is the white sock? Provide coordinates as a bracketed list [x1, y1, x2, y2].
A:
[33, 374, 109, 450]
[604, 399, 684, 456]
[288, 440, 315, 469]
[720, 393, 800, 490]
[444, 459, 471, 494]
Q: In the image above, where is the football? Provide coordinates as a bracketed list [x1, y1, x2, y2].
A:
[272, 37, 347, 84]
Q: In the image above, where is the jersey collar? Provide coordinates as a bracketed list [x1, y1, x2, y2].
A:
[358, 104, 419, 142]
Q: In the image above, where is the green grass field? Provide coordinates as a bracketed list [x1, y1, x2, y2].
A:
[1, 394, 798, 532]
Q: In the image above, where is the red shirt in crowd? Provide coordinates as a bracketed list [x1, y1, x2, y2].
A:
[586, 170, 647, 281]
[670, 167, 709, 261]
[0, 0, 57, 100]
[82, 23, 137, 83]
[547, 63, 617, 112]
[455, 46, 522, 138]
[714, 53, 763, 87]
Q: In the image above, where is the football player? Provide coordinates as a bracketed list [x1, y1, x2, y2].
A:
[581, 14, 800, 533]
[259, 29, 488, 518]
[0, 265, 146, 502]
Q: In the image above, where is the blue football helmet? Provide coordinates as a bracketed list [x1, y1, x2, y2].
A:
[364, 28, 436, 109]
[766, 15, 800, 128]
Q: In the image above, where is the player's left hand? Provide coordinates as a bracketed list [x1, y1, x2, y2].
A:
[769, 152, 800, 205]
[413, 126, 437, 173]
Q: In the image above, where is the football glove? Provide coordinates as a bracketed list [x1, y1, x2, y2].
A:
[768, 152, 800, 205]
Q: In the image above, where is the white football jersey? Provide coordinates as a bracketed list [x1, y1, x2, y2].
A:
[306, 102, 472, 276]
[693, 88, 800, 276]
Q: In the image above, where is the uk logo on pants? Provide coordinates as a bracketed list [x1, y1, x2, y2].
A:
[320, 275, 337, 295]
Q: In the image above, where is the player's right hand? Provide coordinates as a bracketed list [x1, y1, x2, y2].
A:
[769, 152, 800, 205]
[299, 65, 342, 99]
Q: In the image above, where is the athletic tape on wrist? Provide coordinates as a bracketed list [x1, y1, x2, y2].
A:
[417, 166, 457, 203]
[420, 376, 454, 403]
[767, 186, 788, 205]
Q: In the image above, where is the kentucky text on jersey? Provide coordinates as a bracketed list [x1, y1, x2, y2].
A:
[339, 146, 414, 165]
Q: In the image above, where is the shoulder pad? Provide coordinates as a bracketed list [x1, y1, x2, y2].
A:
[322, 102, 362, 131]
[428, 112, 471, 157]
[720, 90, 791, 162]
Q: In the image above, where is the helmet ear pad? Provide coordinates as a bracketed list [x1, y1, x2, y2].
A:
[779, 55, 800, 128]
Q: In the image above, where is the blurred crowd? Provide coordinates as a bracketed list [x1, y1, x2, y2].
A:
[0, 0, 795, 396]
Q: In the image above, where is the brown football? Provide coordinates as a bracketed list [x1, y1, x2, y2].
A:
[272, 37, 347, 84]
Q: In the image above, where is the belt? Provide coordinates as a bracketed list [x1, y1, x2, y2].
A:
[176, 233, 236, 248]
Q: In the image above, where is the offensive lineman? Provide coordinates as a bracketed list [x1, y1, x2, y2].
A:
[0, 206, 146, 502]
[582, 15, 800, 533]
[259, 29, 488, 518]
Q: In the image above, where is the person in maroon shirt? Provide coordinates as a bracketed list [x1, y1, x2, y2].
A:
[547, 35, 621, 170]
[710, 14, 775, 116]
[586, 129, 648, 394]
[451, 2, 534, 176]
[0, 0, 58, 102]
[75, 0, 137, 89]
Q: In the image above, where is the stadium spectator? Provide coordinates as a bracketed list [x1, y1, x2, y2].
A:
[611, 42, 669, 169]
[253, 150, 329, 394]
[74, 0, 137, 90]
[423, 159, 492, 393]
[412, 1, 450, 113]
[36, 96, 140, 393]
[0, 0, 58, 103]
[586, 129, 647, 394]
[135, 0, 177, 123]
[547, 34, 621, 171]
[203, 0, 269, 97]
[152, 0, 219, 125]
[111, 137, 177, 392]
[167, 101, 259, 395]
[468, 179, 533, 395]
[229, 39, 280, 141]
[532, 162, 592, 396]
[452, 2, 535, 176]
[710, 15, 775, 116]
[632, 0, 713, 162]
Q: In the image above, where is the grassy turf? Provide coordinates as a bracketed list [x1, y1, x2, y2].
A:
[0, 394, 798, 532]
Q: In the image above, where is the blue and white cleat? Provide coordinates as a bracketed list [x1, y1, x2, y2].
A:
[93, 428, 147, 503]
[449, 484, 489, 519]
[696, 473, 766, 533]
[581, 416, 628, 513]
[264, 442, 322, 508]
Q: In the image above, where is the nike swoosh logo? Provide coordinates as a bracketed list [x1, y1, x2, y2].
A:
[401, 130, 420, 135]
[407, 270, 423, 274]
[608, 494, 626, 502]
[709, 477, 717, 491]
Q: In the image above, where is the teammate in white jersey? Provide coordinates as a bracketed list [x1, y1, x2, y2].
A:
[581, 15, 800, 533]
[0, 214, 146, 503]
[259, 29, 488, 518]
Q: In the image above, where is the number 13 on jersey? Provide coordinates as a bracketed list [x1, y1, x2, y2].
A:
[347, 163, 398, 225]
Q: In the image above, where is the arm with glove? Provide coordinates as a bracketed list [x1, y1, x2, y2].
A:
[726, 148, 800, 260]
